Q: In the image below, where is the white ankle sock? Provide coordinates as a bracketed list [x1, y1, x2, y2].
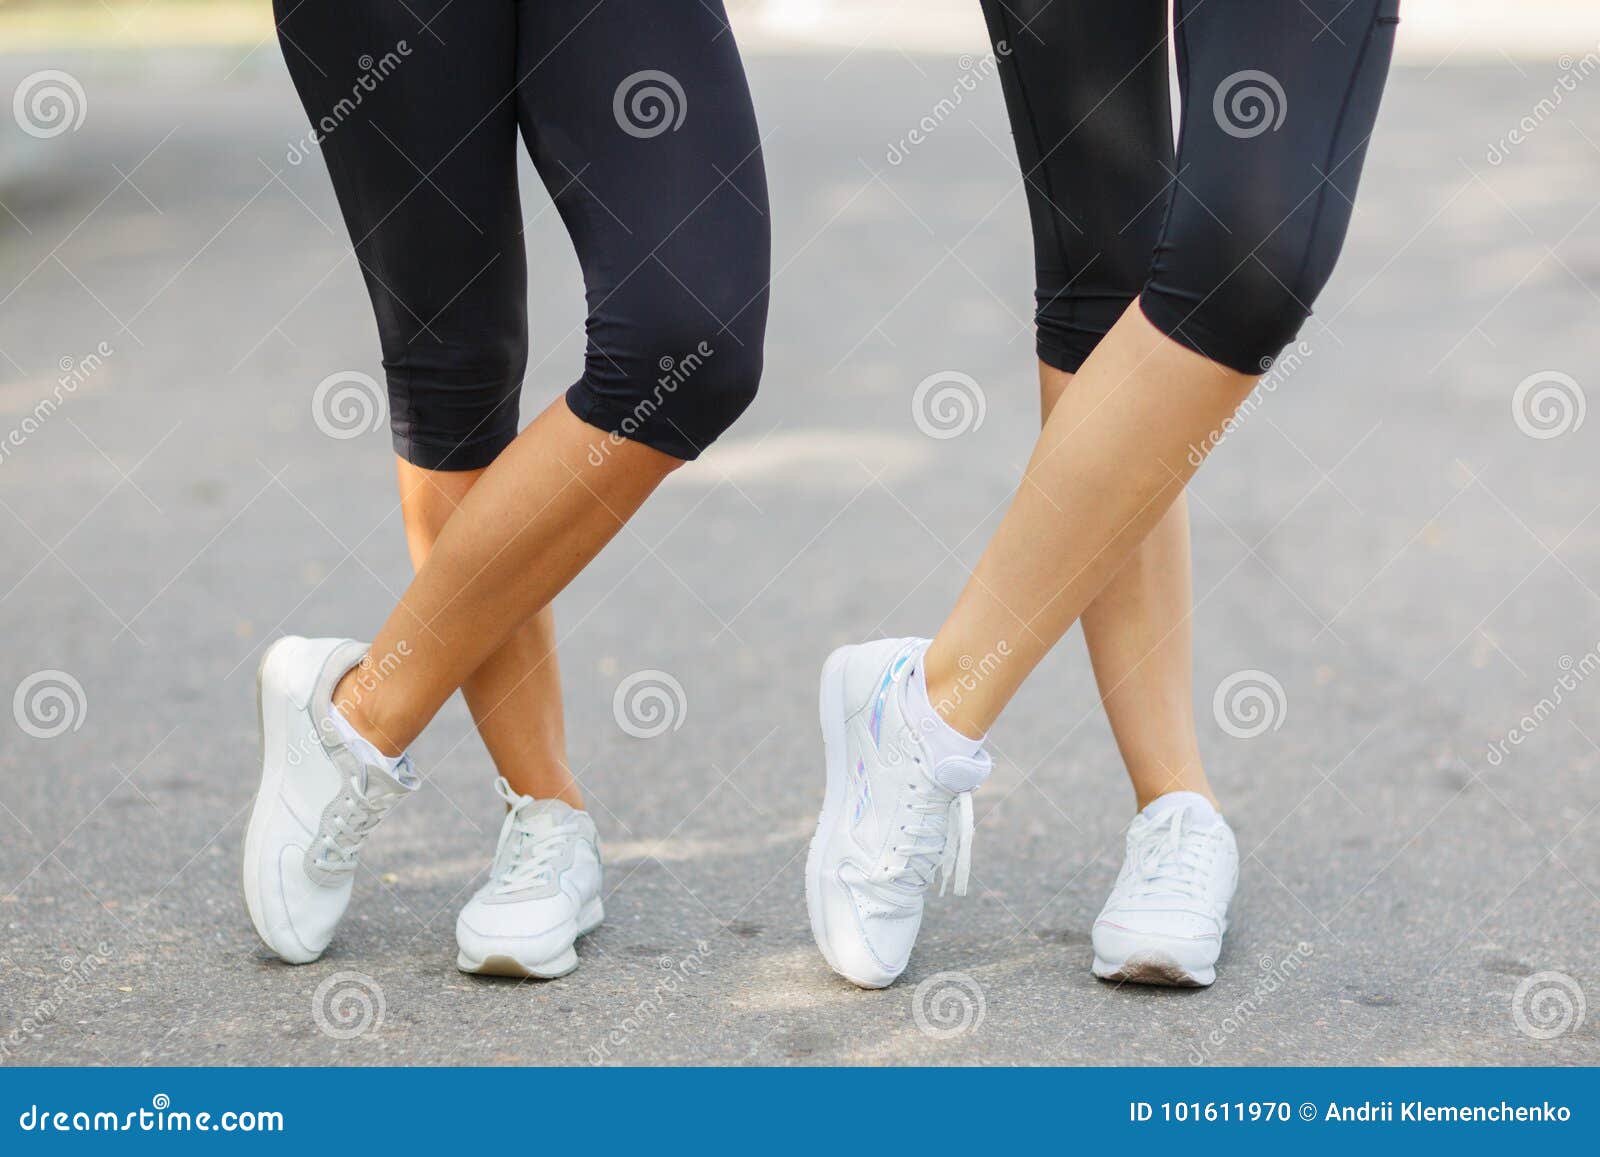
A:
[902, 652, 987, 770]
[1142, 789, 1222, 829]
[328, 703, 406, 777]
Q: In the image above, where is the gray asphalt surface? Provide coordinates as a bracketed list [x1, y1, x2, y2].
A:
[1, 40, 1598, 1066]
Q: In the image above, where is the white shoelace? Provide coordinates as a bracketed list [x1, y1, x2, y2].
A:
[1126, 809, 1216, 902]
[886, 782, 974, 898]
[490, 778, 579, 895]
[313, 766, 408, 874]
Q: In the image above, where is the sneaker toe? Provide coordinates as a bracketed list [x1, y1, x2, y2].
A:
[271, 846, 351, 960]
[1092, 909, 1221, 972]
[246, 800, 347, 964]
[456, 893, 578, 962]
[819, 869, 921, 988]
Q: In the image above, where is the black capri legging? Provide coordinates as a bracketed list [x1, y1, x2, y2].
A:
[979, 0, 1399, 375]
[274, 0, 770, 469]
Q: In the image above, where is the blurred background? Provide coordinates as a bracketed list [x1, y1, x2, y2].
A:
[2, 1, 1598, 1065]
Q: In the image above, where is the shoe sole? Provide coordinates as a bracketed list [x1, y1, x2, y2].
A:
[241, 636, 306, 962]
[1092, 952, 1214, 988]
[804, 646, 893, 990]
[456, 897, 606, 980]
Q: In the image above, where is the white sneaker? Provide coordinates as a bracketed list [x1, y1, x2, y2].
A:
[243, 636, 418, 964]
[1091, 795, 1239, 987]
[456, 777, 603, 979]
[806, 638, 990, 988]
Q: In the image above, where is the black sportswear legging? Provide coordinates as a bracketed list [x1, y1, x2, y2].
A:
[978, 0, 1399, 375]
[274, 0, 770, 469]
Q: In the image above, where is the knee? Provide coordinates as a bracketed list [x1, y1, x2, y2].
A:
[1214, 248, 1316, 373]
[651, 311, 765, 452]
[648, 232, 771, 444]
[1142, 226, 1329, 375]
[394, 457, 490, 569]
[577, 289, 767, 460]
[662, 307, 764, 406]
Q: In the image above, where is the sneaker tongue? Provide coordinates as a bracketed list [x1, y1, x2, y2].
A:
[512, 797, 576, 833]
[1141, 790, 1219, 829]
[928, 750, 991, 793]
[364, 754, 419, 797]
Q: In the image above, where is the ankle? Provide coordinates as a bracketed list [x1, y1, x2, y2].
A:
[501, 767, 584, 810]
[331, 670, 407, 759]
[1135, 783, 1221, 814]
[919, 644, 989, 741]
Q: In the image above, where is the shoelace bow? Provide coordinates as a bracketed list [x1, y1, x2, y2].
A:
[314, 768, 407, 873]
[885, 776, 974, 898]
[490, 778, 580, 894]
[1126, 809, 1216, 901]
